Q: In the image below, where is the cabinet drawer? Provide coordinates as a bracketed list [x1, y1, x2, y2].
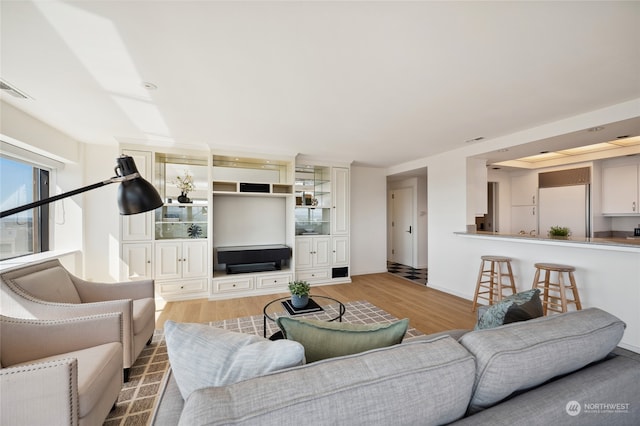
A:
[215, 277, 254, 293]
[257, 273, 293, 289]
[159, 279, 207, 295]
[296, 269, 329, 282]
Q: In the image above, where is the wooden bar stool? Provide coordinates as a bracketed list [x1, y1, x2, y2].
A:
[471, 255, 517, 311]
[531, 263, 582, 315]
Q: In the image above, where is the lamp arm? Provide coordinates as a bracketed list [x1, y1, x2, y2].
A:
[0, 173, 140, 219]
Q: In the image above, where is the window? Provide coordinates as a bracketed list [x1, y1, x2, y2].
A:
[0, 155, 50, 260]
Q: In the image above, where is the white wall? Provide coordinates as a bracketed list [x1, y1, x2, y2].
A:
[83, 144, 120, 281]
[350, 165, 387, 275]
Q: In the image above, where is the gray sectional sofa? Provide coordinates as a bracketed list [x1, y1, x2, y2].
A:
[151, 308, 640, 425]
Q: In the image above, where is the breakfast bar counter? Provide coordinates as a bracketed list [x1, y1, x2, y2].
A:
[455, 231, 640, 252]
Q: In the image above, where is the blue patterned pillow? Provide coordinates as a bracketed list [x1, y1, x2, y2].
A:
[475, 289, 543, 330]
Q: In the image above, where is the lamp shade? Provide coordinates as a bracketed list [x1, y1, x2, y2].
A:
[116, 156, 164, 215]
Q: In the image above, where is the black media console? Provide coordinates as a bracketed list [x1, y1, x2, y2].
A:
[216, 244, 292, 274]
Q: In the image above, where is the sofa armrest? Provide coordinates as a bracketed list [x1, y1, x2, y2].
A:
[0, 313, 122, 367]
[1, 358, 80, 426]
[71, 276, 154, 302]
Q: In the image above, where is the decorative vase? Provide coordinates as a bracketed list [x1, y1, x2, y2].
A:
[291, 294, 309, 309]
[177, 192, 191, 203]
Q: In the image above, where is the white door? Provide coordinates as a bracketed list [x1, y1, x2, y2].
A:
[391, 187, 414, 266]
[332, 236, 349, 266]
[332, 167, 350, 235]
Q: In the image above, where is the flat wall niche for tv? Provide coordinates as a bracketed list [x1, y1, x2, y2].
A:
[213, 195, 286, 247]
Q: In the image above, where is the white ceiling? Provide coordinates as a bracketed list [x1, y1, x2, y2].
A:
[1, 1, 639, 168]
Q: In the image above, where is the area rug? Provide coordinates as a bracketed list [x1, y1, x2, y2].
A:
[104, 300, 423, 425]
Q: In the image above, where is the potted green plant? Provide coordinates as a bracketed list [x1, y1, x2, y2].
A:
[548, 226, 570, 239]
[288, 280, 311, 308]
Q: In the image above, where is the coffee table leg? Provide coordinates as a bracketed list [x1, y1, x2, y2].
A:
[263, 315, 267, 338]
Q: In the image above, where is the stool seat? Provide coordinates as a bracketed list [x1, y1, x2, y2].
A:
[472, 255, 517, 311]
[534, 263, 576, 273]
[532, 263, 582, 315]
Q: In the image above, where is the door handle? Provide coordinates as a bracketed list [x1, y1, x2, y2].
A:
[406, 226, 412, 234]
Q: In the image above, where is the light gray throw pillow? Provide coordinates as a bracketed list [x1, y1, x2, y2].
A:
[164, 320, 305, 400]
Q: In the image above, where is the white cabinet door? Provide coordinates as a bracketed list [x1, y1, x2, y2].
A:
[332, 236, 349, 266]
[295, 237, 314, 268]
[332, 167, 350, 235]
[314, 237, 331, 267]
[121, 243, 152, 280]
[295, 236, 330, 268]
[511, 205, 537, 235]
[602, 164, 639, 214]
[121, 149, 153, 241]
[155, 242, 181, 280]
[511, 172, 538, 206]
[182, 240, 208, 278]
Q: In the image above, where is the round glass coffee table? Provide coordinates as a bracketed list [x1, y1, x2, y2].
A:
[263, 295, 346, 338]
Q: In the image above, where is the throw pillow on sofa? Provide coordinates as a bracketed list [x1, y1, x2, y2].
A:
[164, 321, 305, 400]
[475, 289, 543, 330]
[276, 317, 409, 362]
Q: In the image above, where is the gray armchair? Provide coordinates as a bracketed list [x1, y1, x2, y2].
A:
[0, 313, 123, 426]
[0, 259, 155, 377]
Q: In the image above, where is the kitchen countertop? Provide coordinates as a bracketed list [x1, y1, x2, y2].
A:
[455, 231, 640, 251]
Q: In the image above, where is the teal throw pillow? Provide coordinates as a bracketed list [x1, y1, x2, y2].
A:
[475, 289, 543, 330]
[164, 320, 305, 399]
[276, 317, 409, 363]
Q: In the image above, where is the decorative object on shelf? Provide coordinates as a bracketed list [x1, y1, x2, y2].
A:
[288, 280, 311, 308]
[187, 223, 203, 238]
[174, 170, 195, 203]
[548, 226, 570, 239]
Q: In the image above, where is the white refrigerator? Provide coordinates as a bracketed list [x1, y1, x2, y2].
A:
[538, 185, 590, 238]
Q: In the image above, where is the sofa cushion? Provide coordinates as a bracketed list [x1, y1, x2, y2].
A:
[178, 336, 475, 426]
[164, 321, 305, 400]
[460, 308, 626, 414]
[475, 289, 542, 330]
[276, 317, 408, 362]
[11, 266, 81, 304]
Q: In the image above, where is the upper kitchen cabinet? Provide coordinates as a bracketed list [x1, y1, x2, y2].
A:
[511, 172, 538, 206]
[602, 159, 640, 215]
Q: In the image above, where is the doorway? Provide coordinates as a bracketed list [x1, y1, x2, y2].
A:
[386, 168, 428, 285]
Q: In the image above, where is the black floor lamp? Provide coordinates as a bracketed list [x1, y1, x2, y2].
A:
[1, 155, 163, 219]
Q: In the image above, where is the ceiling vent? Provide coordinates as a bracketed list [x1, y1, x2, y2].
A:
[0, 79, 31, 100]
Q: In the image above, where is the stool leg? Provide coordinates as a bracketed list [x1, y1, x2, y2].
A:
[568, 272, 582, 311]
[471, 260, 486, 312]
[557, 272, 568, 313]
[495, 262, 503, 302]
[505, 261, 517, 295]
[542, 270, 551, 315]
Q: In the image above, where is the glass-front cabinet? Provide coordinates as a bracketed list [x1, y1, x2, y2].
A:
[295, 165, 331, 235]
[155, 205, 208, 240]
[154, 153, 209, 241]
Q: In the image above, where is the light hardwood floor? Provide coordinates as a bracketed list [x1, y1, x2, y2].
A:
[156, 273, 478, 334]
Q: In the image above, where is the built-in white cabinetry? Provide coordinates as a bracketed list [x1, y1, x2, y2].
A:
[602, 162, 640, 215]
[210, 154, 296, 299]
[118, 147, 351, 301]
[120, 149, 154, 280]
[510, 171, 538, 234]
[294, 163, 351, 285]
[121, 242, 152, 281]
[155, 240, 208, 280]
